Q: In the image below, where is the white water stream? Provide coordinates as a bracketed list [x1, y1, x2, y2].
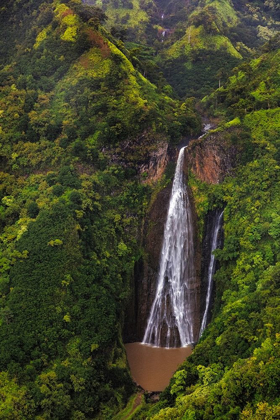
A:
[199, 210, 223, 336]
[142, 147, 197, 347]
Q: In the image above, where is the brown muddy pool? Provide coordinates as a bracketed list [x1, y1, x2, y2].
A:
[125, 342, 192, 392]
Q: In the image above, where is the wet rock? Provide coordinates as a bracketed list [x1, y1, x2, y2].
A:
[124, 152, 201, 345]
[124, 129, 233, 345]
[123, 183, 172, 343]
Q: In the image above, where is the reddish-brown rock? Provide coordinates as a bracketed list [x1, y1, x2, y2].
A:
[186, 131, 237, 184]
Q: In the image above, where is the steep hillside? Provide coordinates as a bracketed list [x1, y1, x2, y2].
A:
[134, 38, 280, 419]
[159, 0, 280, 97]
[203, 34, 280, 116]
[84, 0, 280, 97]
[0, 1, 200, 418]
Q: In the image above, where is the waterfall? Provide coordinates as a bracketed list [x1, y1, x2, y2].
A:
[199, 210, 223, 337]
[142, 147, 197, 348]
[198, 123, 213, 139]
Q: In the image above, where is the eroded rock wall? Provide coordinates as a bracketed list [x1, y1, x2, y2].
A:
[186, 130, 237, 184]
[139, 141, 170, 183]
[124, 183, 172, 343]
[124, 129, 236, 345]
[124, 147, 201, 344]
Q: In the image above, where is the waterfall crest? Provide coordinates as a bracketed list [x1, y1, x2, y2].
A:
[199, 210, 223, 337]
[142, 147, 197, 348]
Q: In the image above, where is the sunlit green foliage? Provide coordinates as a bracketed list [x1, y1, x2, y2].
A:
[1, 0, 280, 418]
[0, 0, 201, 418]
[134, 39, 280, 420]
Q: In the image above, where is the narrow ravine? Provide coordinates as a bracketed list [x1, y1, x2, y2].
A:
[125, 141, 223, 392]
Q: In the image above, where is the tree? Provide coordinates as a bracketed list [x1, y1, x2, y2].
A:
[27, 202, 39, 218]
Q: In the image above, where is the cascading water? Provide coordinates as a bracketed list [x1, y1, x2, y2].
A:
[199, 210, 223, 337]
[142, 147, 197, 348]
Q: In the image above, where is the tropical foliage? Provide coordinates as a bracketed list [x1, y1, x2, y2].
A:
[1, 0, 280, 418]
[0, 0, 200, 417]
[134, 35, 280, 420]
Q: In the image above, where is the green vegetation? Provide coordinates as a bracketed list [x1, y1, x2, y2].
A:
[1, 0, 280, 418]
[158, 0, 280, 97]
[0, 0, 200, 418]
[203, 35, 280, 117]
[81, 0, 280, 97]
[132, 34, 280, 420]
[113, 393, 144, 419]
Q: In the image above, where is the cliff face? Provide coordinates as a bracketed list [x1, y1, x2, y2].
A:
[139, 141, 170, 183]
[124, 183, 172, 343]
[124, 147, 201, 344]
[105, 134, 172, 183]
[124, 129, 237, 345]
[123, 141, 174, 343]
[186, 130, 237, 184]
[186, 130, 237, 329]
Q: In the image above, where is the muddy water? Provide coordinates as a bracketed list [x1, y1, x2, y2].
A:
[125, 343, 192, 392]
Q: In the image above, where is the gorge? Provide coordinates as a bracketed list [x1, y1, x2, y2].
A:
[125, 139, 225, 391]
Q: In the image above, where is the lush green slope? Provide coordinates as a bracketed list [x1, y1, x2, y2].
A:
[203, 34, 280, 116]
[0, 1, 200, 418]
[134, 38, 280, 420]
[159, 0, 280, 97]
[84, 0, 280, 97]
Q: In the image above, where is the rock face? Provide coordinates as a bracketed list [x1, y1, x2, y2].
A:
[124, 130, 235, 345]
[123, 139, 176, 343]
[124, 183, 172, 343]
[104, 133, 172, 183]
[139, 141, 170, 183]
[186, 131, 237, 184]
[124, 150, 201, 345]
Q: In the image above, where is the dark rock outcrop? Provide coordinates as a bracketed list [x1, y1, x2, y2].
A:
[104, 133, 172, 183]
[124, 183, 172, 343]
[139, 141, 170, 183]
